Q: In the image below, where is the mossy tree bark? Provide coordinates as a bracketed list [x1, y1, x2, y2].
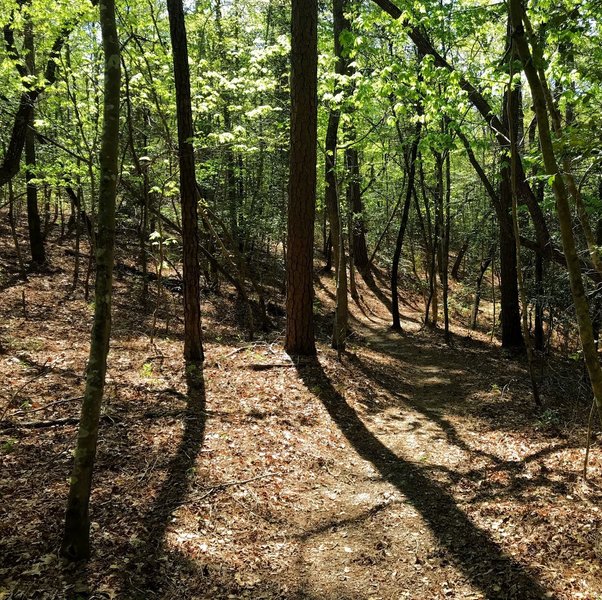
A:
[509, 0, 602, 415]
[61, 0, 120, 561]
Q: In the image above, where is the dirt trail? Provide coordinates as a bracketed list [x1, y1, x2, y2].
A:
[1, 258, 602, 600]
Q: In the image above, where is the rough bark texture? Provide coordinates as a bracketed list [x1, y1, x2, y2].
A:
[285, 0, 318, 356]
[167, 0, 204, 362]
[499, 164, 524, 349]
[61, 0, 120, 560]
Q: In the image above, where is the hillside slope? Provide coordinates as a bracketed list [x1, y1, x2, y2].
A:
[1, 242, 601, 600]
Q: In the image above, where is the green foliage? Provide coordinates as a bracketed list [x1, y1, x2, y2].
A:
[1, 438, 17, 454]
[1, 0, 600, 360]
[535, 408, 562, 430]
[140, 362, 154, 379]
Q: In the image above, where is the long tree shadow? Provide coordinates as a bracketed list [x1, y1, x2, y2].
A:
[345, 350, 508, 463]
[295, 357, 555, 600]
[119, 363, 207, 598]
[360, 268, 393, 315]
[352, 321, 546, 434]
[345, 350, 579, 505]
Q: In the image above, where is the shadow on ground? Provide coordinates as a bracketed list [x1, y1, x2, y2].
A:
[294, 356, 556, 600]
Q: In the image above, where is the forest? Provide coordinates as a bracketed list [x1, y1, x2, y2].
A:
[1, 0, 602, 597]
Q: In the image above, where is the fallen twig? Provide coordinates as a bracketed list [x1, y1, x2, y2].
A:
[0, 413, 119, 431]
[224, 342, 269, 358]
[12, 396, 83, 416]
[0, 359, 51, 421]
[248, 363, 294, 371]
[194, 472, 277, 502]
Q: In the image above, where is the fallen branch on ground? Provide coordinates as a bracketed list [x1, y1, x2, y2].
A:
[194, 473, 277, 502]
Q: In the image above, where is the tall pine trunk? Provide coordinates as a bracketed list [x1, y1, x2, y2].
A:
[285, 0, 318, 355]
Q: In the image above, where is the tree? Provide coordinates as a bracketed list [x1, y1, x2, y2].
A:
[61, 0, 120, 560]
[324, 0, 349, 350]
[369, 0, 551, 349]
[24, 17, 46, 267]
[508, 0, 602, 417]
[1, 2, 79, 188]
[391, 118, 421, 330]
[285, 0, 318, 356]
[167, 0, 204, 363]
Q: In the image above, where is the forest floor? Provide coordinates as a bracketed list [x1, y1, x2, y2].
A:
[2, 225, 602, 600]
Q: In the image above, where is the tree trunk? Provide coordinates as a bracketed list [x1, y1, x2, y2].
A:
[346, 146, 369, 274]
[534, 252, 544, 351]
[498, 179, 523, 349]
[285, 0, 318, 355]
[61, 0, 120, 560]
[391, 119, 421, 330]
[324, 0, 349, 350]
[441, 148, 451, 342]
[509, 0, 602, 417]
[23, 19, 45, 267]
[8, 180, 25, 275]
[25, 123, 45, 267]
[497, 77, 524, 350]
[471, 245, 495, 329]
[451, 240, 468, 281]
[167, 0, 204, 363]
[456, 121, 525, 350]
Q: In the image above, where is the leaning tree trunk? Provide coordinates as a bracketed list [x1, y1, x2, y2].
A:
[509, 0, 602, 417]
[61, 0, 120, 560]
[167, 0, 204, 362]
[391, 119, 421, 330]
[285, 0, 318, 356]
[451, 239, 468, 281]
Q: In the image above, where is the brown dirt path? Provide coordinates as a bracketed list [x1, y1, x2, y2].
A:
[1, 252, 602, 599]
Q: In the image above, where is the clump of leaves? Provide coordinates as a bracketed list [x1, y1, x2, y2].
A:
[535, 408, 562, 431]
[140, 362, 154, 379]
[1, 438, 17, 454]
